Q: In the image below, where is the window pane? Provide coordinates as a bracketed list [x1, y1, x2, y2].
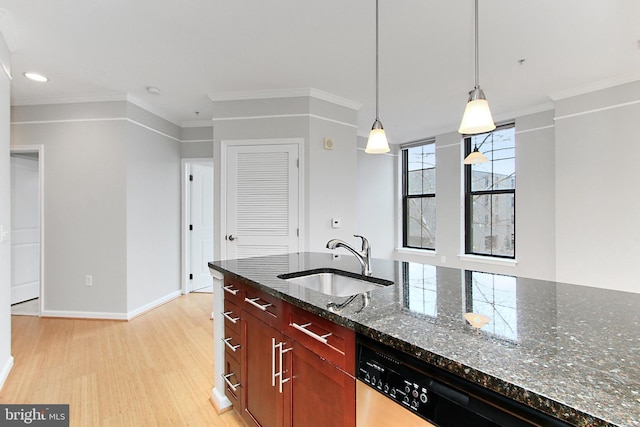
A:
[470, 127, 515, 192]
[406, 196, 436, 249]
[469, 193, 514, 257]
[405, 263, 437, 318]
[407, 144, 435, 195]
[468, 272, 517, 341]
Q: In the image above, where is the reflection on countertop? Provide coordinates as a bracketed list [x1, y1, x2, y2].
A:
[209, 252, 640, 427]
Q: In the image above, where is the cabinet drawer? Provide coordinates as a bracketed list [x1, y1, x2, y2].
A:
[223, 351, 242, 405]
[221, 277, 244, 305]
[223, 299, 242, 334]
[242, 285, 282, 329]
[285, 304, 355, 375]
[222, 322, 242, 361]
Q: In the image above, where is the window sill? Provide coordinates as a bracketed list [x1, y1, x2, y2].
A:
[395, 247, 436, 257]
[457, 254, 518, 267]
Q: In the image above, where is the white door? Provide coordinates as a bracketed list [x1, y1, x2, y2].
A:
[10, 154, 40, 304]
[188, 161, 214, 292]
[225, 143, 299, 259]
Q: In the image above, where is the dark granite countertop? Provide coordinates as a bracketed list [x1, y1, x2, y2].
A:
[208, 252, 640, 427]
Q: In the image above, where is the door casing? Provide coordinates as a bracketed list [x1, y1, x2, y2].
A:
[10, 144, 45, 314]
[219, 138, 305, 260]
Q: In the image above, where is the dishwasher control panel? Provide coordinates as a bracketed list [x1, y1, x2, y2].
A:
[357, 344, 439, 420]
[356, 336, 575, 427]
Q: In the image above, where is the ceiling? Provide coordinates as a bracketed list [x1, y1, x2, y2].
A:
[0, 0, 638, 144]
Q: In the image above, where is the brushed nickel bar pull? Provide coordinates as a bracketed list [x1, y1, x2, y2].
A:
[290, 322, 331, 344]
[222, 311, 240, 324]
[278, 344, 292, 394]
[271, 338, 277, 387]
[222, 373, 240, 391]
[222, 337, 241, 352]
[245, 297, 272, 311]
[223, 285, 239, 295]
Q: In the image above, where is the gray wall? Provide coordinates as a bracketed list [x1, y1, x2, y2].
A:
[211, 94, 359, 257]
[10, 101, 182, 317]
[555, 81, 640, 293]
[356, 136, 396, 259]
[0, 32, 12, 389]
[181, 126, 213, 158]
[126, 121, 181, 312]
[395, 80, 640, 293]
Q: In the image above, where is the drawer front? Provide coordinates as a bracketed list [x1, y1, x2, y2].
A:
[285, 304, 355, 375]
[223, 351, 242, 405]
[222, 320, 242, 362]
[223, 299, 242, 334]
[242, 286, 282, 329]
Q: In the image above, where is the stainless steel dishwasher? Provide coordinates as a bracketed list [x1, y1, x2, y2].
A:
[356, 335, 572, 427]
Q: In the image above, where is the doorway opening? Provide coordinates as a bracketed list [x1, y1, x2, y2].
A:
[10, 145, 44, 316]
[181, 159, 214, 294]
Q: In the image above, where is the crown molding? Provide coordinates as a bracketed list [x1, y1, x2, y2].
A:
[549, 74, 640, 101]
[208, 87, 362, 110]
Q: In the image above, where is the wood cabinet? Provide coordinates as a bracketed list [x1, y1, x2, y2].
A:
[221, 274, 355, 427]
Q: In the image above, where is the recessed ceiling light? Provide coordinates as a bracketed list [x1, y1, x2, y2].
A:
[146, 86, 161, 95]
[23, 72, 48, 82]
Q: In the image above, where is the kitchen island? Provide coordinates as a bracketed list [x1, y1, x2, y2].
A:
[209, 252, 640, 427]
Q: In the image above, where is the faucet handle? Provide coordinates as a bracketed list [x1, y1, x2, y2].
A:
[353, 234, 370, 251]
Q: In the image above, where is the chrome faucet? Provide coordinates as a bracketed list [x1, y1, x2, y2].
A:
[326, 234, 372, 276]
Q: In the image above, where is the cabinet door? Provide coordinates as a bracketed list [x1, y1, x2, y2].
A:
[288, 340, 355, 427]
[243, 311, 286, 427]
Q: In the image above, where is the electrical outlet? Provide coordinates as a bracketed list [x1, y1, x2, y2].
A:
[85, 275, 93, 287]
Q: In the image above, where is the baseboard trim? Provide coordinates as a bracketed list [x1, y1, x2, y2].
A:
[40, 310, 128, 320]
[211, 387, 233, 414]
[38, 290, 183, 321]
[127, 290, 182, 320]
[0, 356, 15, 390]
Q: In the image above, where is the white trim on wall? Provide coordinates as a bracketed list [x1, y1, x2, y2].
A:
[212, 113, 357, 129]
[0, 356, 14, 390]
[11, 117, 212, 144]
[554, 99, 640, 121]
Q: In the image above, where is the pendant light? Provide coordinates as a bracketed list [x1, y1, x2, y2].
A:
[464, 133, 490, 164]
[365, 0, 390, 154]
[458, 0, 495, 136]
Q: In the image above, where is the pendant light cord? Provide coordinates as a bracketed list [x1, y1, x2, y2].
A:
[375, 0, 380, 120]
[474, 0, 479, 89]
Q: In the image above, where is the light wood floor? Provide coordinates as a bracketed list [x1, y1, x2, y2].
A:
[0, 293, 243, 427]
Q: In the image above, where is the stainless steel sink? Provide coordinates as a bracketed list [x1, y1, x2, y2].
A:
[278, 270, 392, 297]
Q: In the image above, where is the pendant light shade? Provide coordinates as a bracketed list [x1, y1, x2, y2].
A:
[463, 144, 489, 164]
[366, 119, 389, 153]
[365, 0, 390, 154]
[458, 0, 495, 135]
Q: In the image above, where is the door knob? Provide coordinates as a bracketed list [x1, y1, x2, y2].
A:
[228, 234, 236, 241]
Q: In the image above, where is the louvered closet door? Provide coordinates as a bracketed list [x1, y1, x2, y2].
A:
[226, 143, 299, 259]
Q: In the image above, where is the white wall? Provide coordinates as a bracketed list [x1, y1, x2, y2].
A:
[355, 136, 396, 259]
[11, 100, 184, 317]
[555, 81, 640, 293]
[0, 31, 12, 390]
[396, 109, 557, 281]
[125, 118, 181, 314]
